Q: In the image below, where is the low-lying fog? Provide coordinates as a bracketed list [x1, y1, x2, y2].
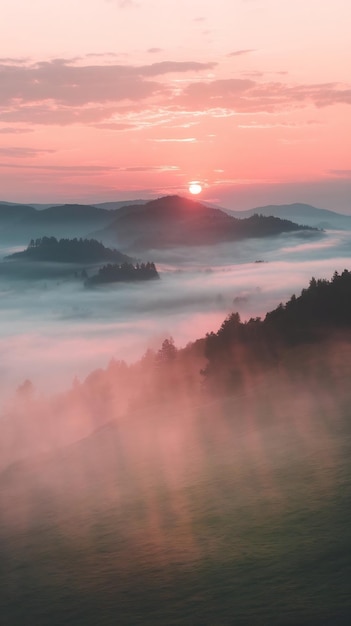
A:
[1, 228, 351, 397]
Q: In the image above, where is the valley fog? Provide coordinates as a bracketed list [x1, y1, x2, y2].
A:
[0, 228, 350, 396]
[2, 225, 351, 626]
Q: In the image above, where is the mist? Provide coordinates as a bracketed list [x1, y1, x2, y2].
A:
[0, 228, 350, 396]
[1, 226, 351, 625]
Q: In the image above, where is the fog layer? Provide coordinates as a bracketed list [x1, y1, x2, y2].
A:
[0, 229, 350, 396]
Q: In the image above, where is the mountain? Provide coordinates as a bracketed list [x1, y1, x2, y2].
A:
[231, 203, 351, 230]
[0, 203, 114, 243]
[0, 202, 36, 221]
[0, 197, 325, 248]
[95, 199, 149, 211]
[93, 195, 317, 250]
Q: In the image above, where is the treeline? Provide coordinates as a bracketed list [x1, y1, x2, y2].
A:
[6, 236, 132, 264]
[202, 269, 351, 388]
[83, 268, 351, 400]
[86, 261, 160, 285]
[241, 213, 314, 236]
[85, 268, 351, 394]
[9, 270, 351, 459]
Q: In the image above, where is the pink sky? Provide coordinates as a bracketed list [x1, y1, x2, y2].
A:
[0, 0, 350, 210]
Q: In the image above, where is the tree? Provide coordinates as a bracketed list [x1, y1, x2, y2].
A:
[157, 338, 177, 364]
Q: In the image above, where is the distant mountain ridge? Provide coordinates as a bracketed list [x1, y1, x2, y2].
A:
[0, 196, 329, 247]
[230, 203, 351, 230]
[0, 203, 114, 241]
[92, 195, 317, 250]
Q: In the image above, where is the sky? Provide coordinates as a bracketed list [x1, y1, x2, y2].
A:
[0, 0, 350, 211]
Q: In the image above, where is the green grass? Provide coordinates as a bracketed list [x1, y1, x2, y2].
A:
[1, 352, 351, 625]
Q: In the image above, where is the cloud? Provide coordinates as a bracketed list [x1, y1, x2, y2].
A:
[1, 57, 350, 129]
[93, 121, 135, 131]
[173, 78, 351, 113]
[117, 0, 138, 6]
[227, 49, 255, 57]
[0, 127, 33, 134]
[0, 57, 29, 65]
[137, 61, 217, 77]
[121, 165, 179, 172]
[105, 0, 139, 6]
[0, 162, 178, 177]
[0, 59, 216, 124]
[329, 169, 351, 178]
[0, 163, 119, 174]
[150, 138, 197, 143]
[147, 48, 163, 54]
[0, 60, 162, 107]
[0, 104, 119, 126]
[237, 121, 312, 129]
[0, 147, 56, 158]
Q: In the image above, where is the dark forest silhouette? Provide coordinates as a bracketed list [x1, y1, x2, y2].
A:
[86, 261, 159, 286]
[5, 236, 132, 264]
[2, 269, 351, 626]
[201, 269, 351, 389]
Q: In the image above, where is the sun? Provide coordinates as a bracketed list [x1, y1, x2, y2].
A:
[188, 182, 202, 195]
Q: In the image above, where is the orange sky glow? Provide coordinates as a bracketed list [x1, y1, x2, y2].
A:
[0, 0, 350, 210]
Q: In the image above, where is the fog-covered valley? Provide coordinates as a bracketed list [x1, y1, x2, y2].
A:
[1, 201, 351, 625]
[0, 226, 350, 396]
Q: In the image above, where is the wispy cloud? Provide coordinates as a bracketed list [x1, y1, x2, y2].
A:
[106, 0, 139, 7]
[0, 58, 216, 107]
[121, 165, 179, 172]
[0, 162, 179, 174]
[1, 57, 350, 130]
[329, 169, 351, 178]
[0, 147, 56, 158]
[0, 127, 33, 134]
[0, 163, 118, 173]
[150, 137, 197, 143]
[227, 49, 255, 57]
[174, 78, 351, 113]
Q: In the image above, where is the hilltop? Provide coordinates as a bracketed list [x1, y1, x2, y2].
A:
[231, 202, 351, 230]
[5, 236, 133, 265]
[0, 196, 321, 247]
[93, 195, 317, 250]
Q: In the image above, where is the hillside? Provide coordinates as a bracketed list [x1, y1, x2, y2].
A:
[5, 236, 132, 265]
[0, 202, 37, 222]
[202, 269, 351, 389]
[93, 195, 317, 250]
[0, 203, 114, 242]
[86, 261, 160, 286]
[1, 269, 351, 625]
[0, 198, 333, 247]
[231, 202, 351, 230]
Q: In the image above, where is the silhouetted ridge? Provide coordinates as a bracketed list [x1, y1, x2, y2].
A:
[36, 204, 108, 220]
[232, 202, 351, 230]
[86, 261, 159, 285]
[5, 236, 132, 264]
[202, 269, 351, 388]
[0, 203, 36, 220]
[95, 194, 317, 249]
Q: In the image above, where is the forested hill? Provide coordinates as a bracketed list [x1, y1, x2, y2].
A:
[93, 195, 319, 249]
[202, 269, 351, 388]
[0, 195, 321, 247]
[86, 261, 159, 286]
[5, 237, 133, 264]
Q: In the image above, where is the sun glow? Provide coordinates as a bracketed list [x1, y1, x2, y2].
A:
[188, 182, 202, 195]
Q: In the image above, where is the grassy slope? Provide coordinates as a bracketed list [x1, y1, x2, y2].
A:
[1, 341, 351, 625]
